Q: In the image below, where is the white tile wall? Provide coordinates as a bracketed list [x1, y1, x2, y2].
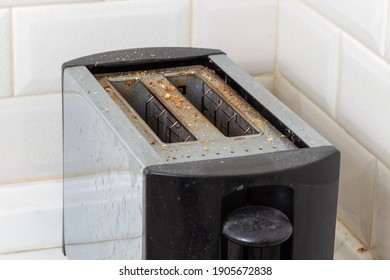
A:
[302, 0, 388, 56]
[0, 9, 12, 97]
[336, 34, 390, 168]
[277, 0, 390, 258]
[278, 0, 340, 117]
[0, 179, 62, 254]
[278, 76, 376, 245]
[2, 0, 390, 259]
[371, 161, 390, 259]
[192, 0, 276, 75]
[0, 94, 62, 183]
[12, 0, 190, 95]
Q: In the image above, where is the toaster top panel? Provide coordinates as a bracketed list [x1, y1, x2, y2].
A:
[94, 65, 297, 163]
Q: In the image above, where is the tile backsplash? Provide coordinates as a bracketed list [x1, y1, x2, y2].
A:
[0, 94, 62, 183]
[276, 0, 390, 259]
[337, 34, 390, 168]
[0, 0, 389, 259]
[278, 0, 340, 117]
[13, 0, 190, 95]
[302, 0, 388, 55]
[0, 180, 62, 254]
[192, 0, 276, 74]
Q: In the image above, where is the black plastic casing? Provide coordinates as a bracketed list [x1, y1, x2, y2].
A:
[145, 146, 339, 260]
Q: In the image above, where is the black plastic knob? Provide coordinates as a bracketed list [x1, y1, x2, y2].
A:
[222, 205, 293, 248]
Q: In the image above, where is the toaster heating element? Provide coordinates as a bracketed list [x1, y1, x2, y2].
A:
[62, 47, 340, 260]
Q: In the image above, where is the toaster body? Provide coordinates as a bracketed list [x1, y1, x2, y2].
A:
[62, 48, 339, 259]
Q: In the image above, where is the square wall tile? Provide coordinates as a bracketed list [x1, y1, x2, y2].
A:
[297, 91, 376, 246]
[303, 0, 387, 56]
[0, 180, 62, 254]
[0, 94, 62, 183]
[0, 9, 12, 97]
[12, 0, 190, 95]
[192, 0, 276, 75]
[278, 0, 340, 117]
[371, 161, 390, 259]
[337, 34, 390, 168]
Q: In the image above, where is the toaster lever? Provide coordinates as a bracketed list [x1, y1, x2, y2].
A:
[222, 205, 293, 260]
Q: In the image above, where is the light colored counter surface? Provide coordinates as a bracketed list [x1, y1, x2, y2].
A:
[0, 220, 375, 260]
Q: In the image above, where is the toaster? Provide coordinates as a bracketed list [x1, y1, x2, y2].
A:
[62, 47, 340, 259]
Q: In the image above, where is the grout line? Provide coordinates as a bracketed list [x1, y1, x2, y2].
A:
[189, 0, 194, 47]
[9, 7, 15, 97]
[273, 0, 281, 97]
[251, 72, 275, 78]
[0, 92, 62, 102]
[66, 235, 142, 247]
[0, 175, 63, 186]
[0, 168, 135, 186]
[331, 30, 342, 119]
[0, 246, 64, 256]
[368, 159, 379, 249]
[383, 0, 389, 59]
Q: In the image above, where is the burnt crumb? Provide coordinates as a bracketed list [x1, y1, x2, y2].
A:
[357, 247, 367, 253]
[124, 80, 133, 86]
[165, 85, 176, 92]
[104, 86, 112, 93]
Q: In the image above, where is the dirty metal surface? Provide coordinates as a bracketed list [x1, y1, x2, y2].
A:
[94, 65, 297, 162]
